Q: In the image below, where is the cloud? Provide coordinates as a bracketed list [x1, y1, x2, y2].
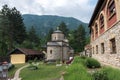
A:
[0, 0, 98, 23]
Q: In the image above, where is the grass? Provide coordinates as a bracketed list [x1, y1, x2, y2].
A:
[18, 57, 120, 80]
[64, 56, 120, 80]
[64, 64, 92, 80]
[64, 56, 93, 80]
[20, 63, 66, 80]
[8, 63, 26, 78]
[101, 67, 120, 80]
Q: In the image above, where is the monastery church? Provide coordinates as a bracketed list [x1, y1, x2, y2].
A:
[46, 28, 74, 62]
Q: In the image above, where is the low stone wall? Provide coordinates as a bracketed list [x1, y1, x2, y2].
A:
[92, 54, 120, 67]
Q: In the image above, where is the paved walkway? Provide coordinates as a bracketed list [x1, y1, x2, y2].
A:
[11, 64, 29, 80]
[59, 76, 64, 80]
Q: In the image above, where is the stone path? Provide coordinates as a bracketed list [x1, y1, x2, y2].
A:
[59, 76, 64, 80]
[9, 63, 64, 80]
[11, 64, 29, 80]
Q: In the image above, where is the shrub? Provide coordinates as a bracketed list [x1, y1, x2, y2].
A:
[56, 59, 60, 64]
[28, 60, 33, 65]
[80, 55, 87, 59]
[102, 67, 120, 80]
[8, 64, 15, 71]
[86, 58, 101, 68]
[27, 65, 38, 70]
[34, 57, 38, 63]
[73, 56, 86, 65]
[92, 70, 108, 80]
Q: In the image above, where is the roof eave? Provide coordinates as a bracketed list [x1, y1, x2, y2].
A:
[88, 0, 104, 28]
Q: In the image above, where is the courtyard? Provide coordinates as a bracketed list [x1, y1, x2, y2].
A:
[7, 56, 120, 80]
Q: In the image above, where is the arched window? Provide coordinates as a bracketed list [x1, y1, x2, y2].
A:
[50, 50, 52, 54]
[107, 0, 116, 17]
[91, 28, 94, 40]
[91, 28, 94, 34]
[95, 23, 98, 34]
[100, 14, 104, 28]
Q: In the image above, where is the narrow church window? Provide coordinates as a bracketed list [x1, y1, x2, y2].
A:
[55, 37, 56, 40]
[96, 45, 98, 54]
[101, 43, 105, 54]
[95, 23, 98, 34]
[91, 28, 94, 39]
[93, 47, 94, 54]
[50, 50, 52, 54]
[100, 14, 104, 28]
[108, 0, 116, 17]
[110, 38, 116, 54]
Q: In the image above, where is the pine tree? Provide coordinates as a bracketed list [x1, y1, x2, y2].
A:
[69, 24, 86, 52]
[10, 7, 26, 44]
[0, 4, 26, 53]
[58, 21, 69, 37]
[46, 28, 53, 42]
[0, 12, 10, 56]
[78, 25, 86, 52]
[27, 26, 40, 48]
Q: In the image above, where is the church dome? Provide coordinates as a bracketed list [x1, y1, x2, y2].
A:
[53, 27, 62, 33]
[51, 27, 64, 41]
[54, 30, 62, 33]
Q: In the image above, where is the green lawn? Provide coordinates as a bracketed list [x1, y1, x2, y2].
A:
[100, 67, 120, 80]
[19, 57, 120, 80]
[8, 63, 27, 78]
[64, 56, 120, 80]
[20, 63, 66, 80]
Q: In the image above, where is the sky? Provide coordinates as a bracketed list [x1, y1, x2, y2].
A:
[0, 0, 98, 23]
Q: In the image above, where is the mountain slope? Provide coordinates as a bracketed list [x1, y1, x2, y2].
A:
[22, 14, 89, 37]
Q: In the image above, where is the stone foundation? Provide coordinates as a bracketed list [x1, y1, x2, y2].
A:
[92, 54, 120, 67]
[91, 21, 120, 67]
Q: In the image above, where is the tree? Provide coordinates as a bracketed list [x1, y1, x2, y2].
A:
[27, 26, 41, 48]
[0, 4, 26, 55]
[69, 24, 86, 52]
[10, 7, 26, 44]
[85, 36, 90, 45]
[58, 21, 69, 37]
[0, 12, 10, 56]
[46, 28, 53, 42]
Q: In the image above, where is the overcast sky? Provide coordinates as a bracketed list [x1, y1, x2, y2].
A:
[0, 0, 98, 23]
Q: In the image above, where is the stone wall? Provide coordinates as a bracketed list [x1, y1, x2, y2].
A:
[63, 47, 69, 60]
[47, 46, 61, 60]
[91, 21, 120, 67]
[47, 46, 69, 61]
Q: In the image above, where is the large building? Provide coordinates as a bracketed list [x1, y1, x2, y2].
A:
[46, 28, 73, 62]
[89, 0, 120, 67]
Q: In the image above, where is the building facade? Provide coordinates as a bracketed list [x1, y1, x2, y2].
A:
[89, 0, 120, 67]
[47, 29, 73, 62]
